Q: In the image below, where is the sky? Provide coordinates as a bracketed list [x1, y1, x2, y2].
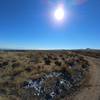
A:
[0, 0, 100, 49]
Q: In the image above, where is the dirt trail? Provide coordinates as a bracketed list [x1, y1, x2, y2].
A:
[74, 57, 100, 100]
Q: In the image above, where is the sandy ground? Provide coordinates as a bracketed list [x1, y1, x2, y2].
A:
[74, 57, 100, 100]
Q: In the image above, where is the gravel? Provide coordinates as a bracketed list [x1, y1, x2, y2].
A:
[23, 69, 85, 100]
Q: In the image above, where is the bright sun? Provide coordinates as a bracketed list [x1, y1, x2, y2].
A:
[54, 6, 65, 21]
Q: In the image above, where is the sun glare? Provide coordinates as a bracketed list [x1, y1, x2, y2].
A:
[54, 6, 65, 21]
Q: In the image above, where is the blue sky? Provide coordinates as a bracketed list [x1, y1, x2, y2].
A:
[0, 0, 100, 49]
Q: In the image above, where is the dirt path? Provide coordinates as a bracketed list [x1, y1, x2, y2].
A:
[74, 57, 100, 100]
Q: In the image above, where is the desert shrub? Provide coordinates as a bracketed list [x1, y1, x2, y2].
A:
[45, 60, 51, 65]
[61, 66, 67, 72]
[12, 71, 21, 77]
[12, 62, 20, 68]
[62, 57, 65, 61]
[48, 55, 53, 60]
[53, 57, 58, 60]
[81, 64, 87, 69]
[75, 59, 80, 63]
[0, 89, 7, 95]
[11, 59, 17, 63]
[2, 61, 8, 66]
[0, 57, 3, 59]
[8, 89, 19, 95]
[55, 61, 62, 66]
[29, 56, 40, 64]
[25, 67, 32, 72]
[18, 88, 39, 100]
[37, 65, 41, 69]
[67, 69, 76, 76]
[0, 63, 3, 68]
[74, 51, 100, 58]
[79, 56, 84, 60]
[59, 55, 63, 57]
[66, 61, 75, 67]
[43, 57, 48, 61]
[84, 60, 89, 66]
[81, 62, 89, 71]
[26, 53, 34, 58]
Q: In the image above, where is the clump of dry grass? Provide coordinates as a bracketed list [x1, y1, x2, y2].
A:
[0, 51, 89, 100]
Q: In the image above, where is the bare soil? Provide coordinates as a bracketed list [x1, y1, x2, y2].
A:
[74, 57, 100, 100]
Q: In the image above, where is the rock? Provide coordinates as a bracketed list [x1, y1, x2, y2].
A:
[45, 94, 52, 100]
[59, 80, 72, 91]
[23, 68, 86, 99]
[50, 91, 56, 98]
